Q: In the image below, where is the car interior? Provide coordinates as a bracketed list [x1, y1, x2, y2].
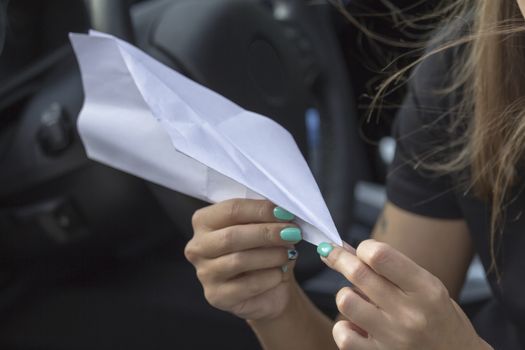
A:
[0, 0, 491, 348]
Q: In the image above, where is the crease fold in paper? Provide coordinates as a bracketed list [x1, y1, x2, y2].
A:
[69, 30, 342, 246]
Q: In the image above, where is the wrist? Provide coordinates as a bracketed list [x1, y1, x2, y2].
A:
[246, 280, 336, 350]
[247, 280, 304, 328]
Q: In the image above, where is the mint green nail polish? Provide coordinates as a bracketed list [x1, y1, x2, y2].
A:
[317, 242, 334, 258]
[280, 227, 302, 242]
[273, 207, 295, 221]
[281, 265, 288, 273]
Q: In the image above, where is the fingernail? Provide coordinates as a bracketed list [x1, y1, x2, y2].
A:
[280, 227, 302, 242]
[273, 207, 295, 221]
[317, 242, 334, 258]
[281, 265, 288, 273]
[287, 249, 298, 261]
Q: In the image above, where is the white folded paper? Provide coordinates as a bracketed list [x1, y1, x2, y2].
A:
[69, 31, 342, 246]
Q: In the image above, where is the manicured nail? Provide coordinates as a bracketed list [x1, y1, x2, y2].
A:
[280, 227, 302, 242]
[281, 265, 288, 273]
[273, 207, 295, 221]
[287, 249, 298, 261]
[317, 242, 334, 258]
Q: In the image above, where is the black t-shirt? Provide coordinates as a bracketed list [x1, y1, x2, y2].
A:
[387, 43, 525, 348]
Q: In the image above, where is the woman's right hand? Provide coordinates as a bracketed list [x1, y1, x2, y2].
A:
[184, 199, 303, 321]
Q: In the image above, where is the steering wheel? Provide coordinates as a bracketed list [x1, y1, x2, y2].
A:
[129, 0, 369, 278]
[0, 0, 369, 281]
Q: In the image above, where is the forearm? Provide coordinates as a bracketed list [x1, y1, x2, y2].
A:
[247, 282, 337, 350]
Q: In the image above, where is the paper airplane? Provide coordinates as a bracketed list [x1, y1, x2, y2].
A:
[69, 31, 341, 246]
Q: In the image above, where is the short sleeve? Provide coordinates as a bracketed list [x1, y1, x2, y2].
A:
[386, 47, 463, 219]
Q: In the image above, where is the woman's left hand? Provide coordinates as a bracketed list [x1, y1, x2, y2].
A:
[320, 239, 493, 350]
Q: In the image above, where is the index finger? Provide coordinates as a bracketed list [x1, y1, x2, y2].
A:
[318, 243, 401, 309]
[355, 239, 432, 293]
[192, 199, 294, 231]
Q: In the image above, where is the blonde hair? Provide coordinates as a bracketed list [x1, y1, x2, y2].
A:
[334, 0, 525, 276]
